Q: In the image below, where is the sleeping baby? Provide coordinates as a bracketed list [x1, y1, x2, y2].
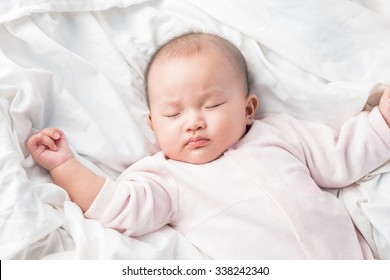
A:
[27, 32, 390, 259]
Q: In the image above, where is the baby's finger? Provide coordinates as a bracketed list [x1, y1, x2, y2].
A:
[27, 133, 41, 151]
[39, 127, 62, 140]
[35, 133, 58, 151]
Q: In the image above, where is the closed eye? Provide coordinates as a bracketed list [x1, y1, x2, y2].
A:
[163, 113, 180, 118]
[205, 102, 225, 109]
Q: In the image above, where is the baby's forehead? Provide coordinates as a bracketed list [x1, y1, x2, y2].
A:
[155, 34, 237, 63]
[151, 47, 238, 82]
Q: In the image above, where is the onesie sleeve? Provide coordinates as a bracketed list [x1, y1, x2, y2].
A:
[84, 154, 178, 237]
[264, 107, 390, 188]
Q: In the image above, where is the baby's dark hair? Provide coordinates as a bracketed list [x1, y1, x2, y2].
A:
[144, 32, 249, 107]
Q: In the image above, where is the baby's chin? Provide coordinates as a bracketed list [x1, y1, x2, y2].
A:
[165, 152, 223, 165]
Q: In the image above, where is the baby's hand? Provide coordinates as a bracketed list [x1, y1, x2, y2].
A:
[379, 88, 390, 127]
[27, 128, 73, 171]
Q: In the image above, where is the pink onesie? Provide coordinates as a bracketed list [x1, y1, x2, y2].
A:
[85, 107, 390, 259]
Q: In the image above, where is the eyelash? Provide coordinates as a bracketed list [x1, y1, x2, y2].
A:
[205, 102, 225, 109]
[164, 113, 180, 118]
[163, 102, 225, 117]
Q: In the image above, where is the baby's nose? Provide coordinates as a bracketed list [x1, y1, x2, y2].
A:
[185, 111, 206, 131]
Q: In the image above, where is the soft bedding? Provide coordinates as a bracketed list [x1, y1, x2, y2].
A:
[0, 0, 389, 259]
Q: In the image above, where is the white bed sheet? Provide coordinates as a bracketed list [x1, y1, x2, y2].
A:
[0, 0, 389, 259]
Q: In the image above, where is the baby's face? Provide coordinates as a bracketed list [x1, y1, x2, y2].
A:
[147, 49, 257, 164]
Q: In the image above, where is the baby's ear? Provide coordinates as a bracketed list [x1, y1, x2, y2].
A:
[245, 93, 259, 125]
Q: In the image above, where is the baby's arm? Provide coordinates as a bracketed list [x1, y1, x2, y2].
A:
[27, 128, 104, 212]
[301, 97, 390, 188]
[264, 97, 390, 189]
[28, 128, 177, 236]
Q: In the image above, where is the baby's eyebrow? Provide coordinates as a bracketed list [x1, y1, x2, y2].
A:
[158, 99, 181, 109]
[194, 88, 227, 100]
[158, 99, 181, 112]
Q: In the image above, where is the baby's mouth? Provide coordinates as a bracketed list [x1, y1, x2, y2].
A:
[186, 136, 209, 149]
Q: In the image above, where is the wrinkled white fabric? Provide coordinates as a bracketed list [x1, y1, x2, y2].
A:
[340, 162, 390, 259]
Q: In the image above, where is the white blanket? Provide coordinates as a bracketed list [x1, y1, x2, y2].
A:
[0, 0, 389, 259]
